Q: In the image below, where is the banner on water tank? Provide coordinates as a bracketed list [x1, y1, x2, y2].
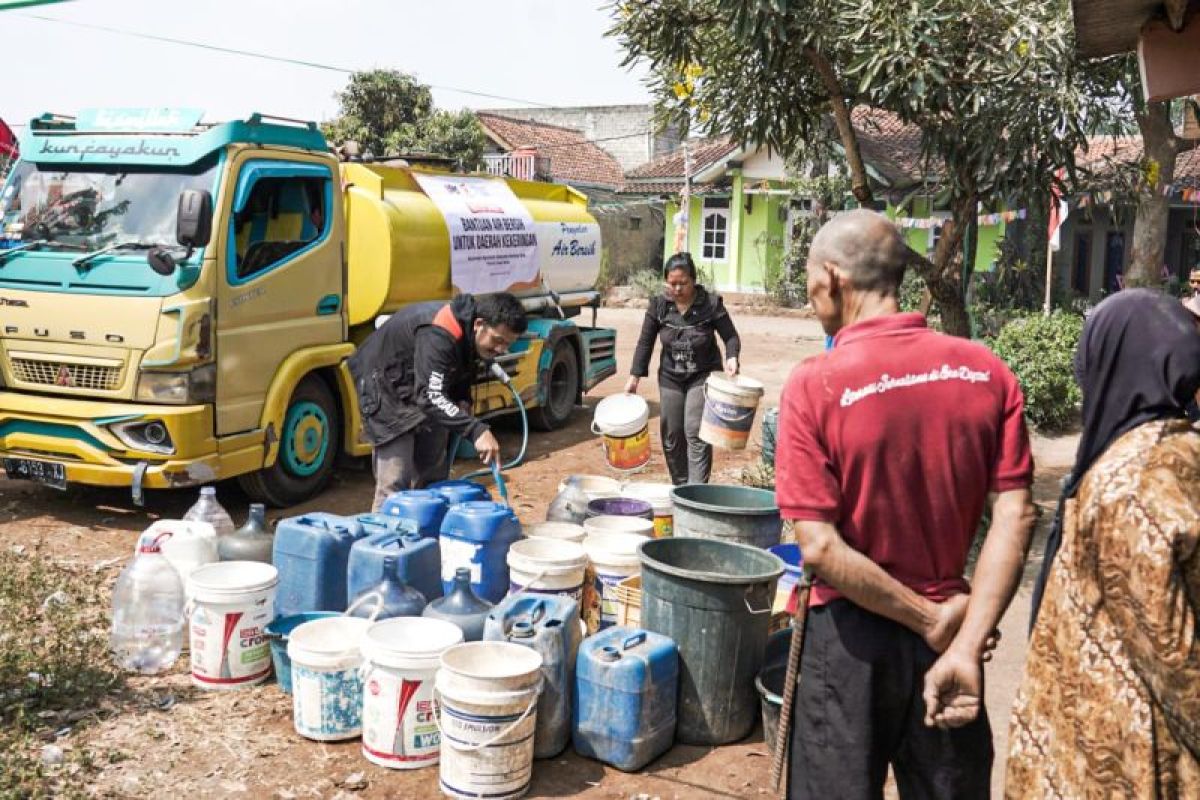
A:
[412, 173, 539, 295]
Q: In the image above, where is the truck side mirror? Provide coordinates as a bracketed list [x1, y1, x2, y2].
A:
[176, 189, 213, 249]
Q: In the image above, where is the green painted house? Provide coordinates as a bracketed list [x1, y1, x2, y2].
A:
[620, 110, 1018, 294]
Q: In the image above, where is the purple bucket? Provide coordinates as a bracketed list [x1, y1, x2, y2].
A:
[586, 497, 654, 521]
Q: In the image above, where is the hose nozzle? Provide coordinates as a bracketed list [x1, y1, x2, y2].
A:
[488, 361, 512, 385]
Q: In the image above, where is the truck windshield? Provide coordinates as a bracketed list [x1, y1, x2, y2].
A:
[0, 155, 219, 252]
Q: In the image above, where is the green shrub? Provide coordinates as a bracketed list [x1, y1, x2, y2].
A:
[629, 268, 662, 301]
[990, 311, 1084, 432]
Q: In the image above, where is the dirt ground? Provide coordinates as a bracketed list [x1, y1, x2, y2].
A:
[0, 306, 1076, 799]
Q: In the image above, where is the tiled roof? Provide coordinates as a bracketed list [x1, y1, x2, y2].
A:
[476, 113, 625, 189]
[850, 108, 929, 187]
[623, 135, 738, 181]
[1076, 136, 1200, 189]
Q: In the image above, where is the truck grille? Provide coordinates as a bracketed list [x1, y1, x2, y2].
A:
[10, 357, 123, 391]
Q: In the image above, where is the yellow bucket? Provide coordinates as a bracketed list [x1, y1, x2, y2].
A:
[699, 375, 765, 450]
[591, 393, 651, 472]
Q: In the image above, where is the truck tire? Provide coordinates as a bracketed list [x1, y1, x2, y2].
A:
[531, 340, 580, 431]
[239, 374, 339, 507]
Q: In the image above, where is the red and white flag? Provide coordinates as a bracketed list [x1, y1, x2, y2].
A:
[1048, 168, 1069, 251]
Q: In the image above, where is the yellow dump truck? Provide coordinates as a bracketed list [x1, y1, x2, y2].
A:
[0, 110, 616, 505]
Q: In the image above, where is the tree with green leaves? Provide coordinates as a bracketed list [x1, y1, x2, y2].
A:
[612, 0, 1092, 336]
[1076, 55, 1200, 289]
[322, 69, 486, 167]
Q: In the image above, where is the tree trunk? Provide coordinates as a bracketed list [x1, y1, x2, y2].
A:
[803, 46, 873, 205]
[911, 192, 975, 338]
[1128, 102, 1177, 288]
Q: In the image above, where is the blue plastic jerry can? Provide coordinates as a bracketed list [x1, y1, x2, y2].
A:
[347, 521, 442, 604]
[426, 479, 490, 506]
[438, 501, 521, 603]
[272, 513, 364, 616]
[379, 490, 449, 539]
[484, 593, 581, 759]
[573, 627, 679, 772]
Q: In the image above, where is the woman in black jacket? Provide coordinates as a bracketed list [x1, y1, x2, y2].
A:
[625, 252, 742, 484]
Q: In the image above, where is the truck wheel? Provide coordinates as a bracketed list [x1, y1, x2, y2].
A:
[531, 340, 579, 431]
[239, 375, 339, 507]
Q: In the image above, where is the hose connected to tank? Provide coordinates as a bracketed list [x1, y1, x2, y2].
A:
[451, 362, 530, 503]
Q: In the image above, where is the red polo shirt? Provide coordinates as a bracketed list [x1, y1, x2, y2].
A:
[776, 313, 1033, 606]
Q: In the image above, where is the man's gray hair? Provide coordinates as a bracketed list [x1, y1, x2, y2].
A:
[809, 209, 914, 296]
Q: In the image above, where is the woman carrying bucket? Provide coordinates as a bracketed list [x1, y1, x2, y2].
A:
[626, 252, 742, 485]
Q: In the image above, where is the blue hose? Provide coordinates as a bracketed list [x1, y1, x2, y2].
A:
[454, 384, 529, 505]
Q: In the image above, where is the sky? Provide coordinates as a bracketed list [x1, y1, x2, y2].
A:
[1, 0, 652, 129]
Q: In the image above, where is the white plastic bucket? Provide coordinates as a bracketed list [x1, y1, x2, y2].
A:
[522, 522, 586, 544]
[150, 519, 218, 586]
[622, 482, 675, 538]
[582, 514, 655, 539]
[187, 561, 277, 690]
[506, 538, 588, 602]
[360, 618, 464, 769]
[581, 533, 645, 634]
[437, 642, 543, 800]
[287, 594, 380, 741]
[556, 475, 622, 501]
[591, 393, 651, 471]
[700, 374, 765, 450]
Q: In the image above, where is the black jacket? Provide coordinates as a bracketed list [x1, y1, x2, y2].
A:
[630, 286, 741, 389]
[347, 295, 488, 446]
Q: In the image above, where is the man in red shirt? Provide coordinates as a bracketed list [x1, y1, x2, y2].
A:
[776, 210, 1036, 799]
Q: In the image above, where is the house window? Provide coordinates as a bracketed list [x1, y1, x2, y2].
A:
[701, 197, 730, 261]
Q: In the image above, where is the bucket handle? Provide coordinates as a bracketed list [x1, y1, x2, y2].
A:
[622, 631, 646, 651]
[744, 588, 772, 616]
[433, 687, 540, 753]
[509, 569, 550, 597]
[702, 385, 757, 424]
[344, 591, 385, 623]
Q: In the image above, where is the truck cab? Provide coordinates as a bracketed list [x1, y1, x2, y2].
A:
[0, 109, 616, 505]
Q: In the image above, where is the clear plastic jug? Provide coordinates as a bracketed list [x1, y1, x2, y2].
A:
[110, 531, 186, 674]
[183, 486, 236, 539]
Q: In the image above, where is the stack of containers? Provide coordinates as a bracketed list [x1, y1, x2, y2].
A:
[273, 513, 366, 616]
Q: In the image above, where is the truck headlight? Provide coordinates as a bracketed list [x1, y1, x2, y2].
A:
[135, 364, 216, 404]
[110, 419, 176, 455]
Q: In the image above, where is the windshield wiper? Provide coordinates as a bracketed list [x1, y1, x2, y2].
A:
[72, 241, 165, 271]
[0, 240, 50, 266]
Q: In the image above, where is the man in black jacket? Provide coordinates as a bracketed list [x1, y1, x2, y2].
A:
[348, 293, 527, 510]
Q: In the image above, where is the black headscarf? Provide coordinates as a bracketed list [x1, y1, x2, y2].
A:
[1029, 289, 1200, 628]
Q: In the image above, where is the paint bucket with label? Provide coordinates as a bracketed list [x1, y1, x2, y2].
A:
[591, 393, 651, 471]
[522, 522, 586, 544]
[437, 641, 543, 800]
[699, 374, 765, 450]
[360, 617, 464, 769]
[287, 593, 381, 741]
[621, 483, 675, 538]
[187, 561, 278, 690]
[506, 538, 588, 604]
[581, 533, 645, 635]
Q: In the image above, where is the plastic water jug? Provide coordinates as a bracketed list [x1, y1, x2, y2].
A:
[380, 490, 449, 539]
[218, 503, 274, 564]
[484, 594, 581, 759]
[426, 479, 489, 506]
[146, 519, 218, 584]
[347, 525, 442, 604]
[272, 513, 364, 616]
[182, 486, 236, 538]
[347, 556, 427, 620]
[111, 531, 186, 674]
[439, 501, 522, 603]
[573, 627, 679, 771]
[422, 567, 493, 641]
[353, 512, 420, 540]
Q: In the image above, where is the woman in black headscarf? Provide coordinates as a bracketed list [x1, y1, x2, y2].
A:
[1006, 290, 1200, 797]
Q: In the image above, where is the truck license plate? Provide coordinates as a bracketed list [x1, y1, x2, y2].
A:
[3, 458, 67, 490]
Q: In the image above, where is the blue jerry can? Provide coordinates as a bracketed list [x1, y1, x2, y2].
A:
[574, 627, 679, 771]
[272, 513, 364, 616]
[484, 593, 581, 759]
[426, 479, 490, 506]
[379, 490, 449, 539]
[438, 501, 521, 603]
[347, 519, 442, 604]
